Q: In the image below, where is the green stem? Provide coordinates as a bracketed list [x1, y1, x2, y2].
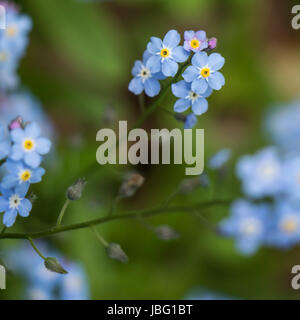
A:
[27, 237, 46, 260]
[90, 226, 109, 248]
[56, 199, 71, 226]
[138, 93, 145, 113]
[0, 199, 230, 240]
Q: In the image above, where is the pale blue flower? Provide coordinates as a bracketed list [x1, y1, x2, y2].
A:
[282, 155, 300, 201]
[209, 149, 232, 169]
[183, 51, 225, 93]
[1, 160, 45, 189]
[219, 199, 270, 255]
[147, 30, 189, 77]
[184, 113, 198, 129]
[183, 30, 208, 53]
[10, 122, 51, 168]
[267, 201, 300, 249]
[236, 147, 282, 199]
[0, 183, 31, 227]
[128, 50, 165, 97]
[171, 80, 212, 116]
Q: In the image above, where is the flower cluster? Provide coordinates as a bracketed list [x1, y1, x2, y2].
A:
[6, 242, 90, 300]
[0, 1, 32, 91]
[220, 101, 300, 255]
[129, 29, 225, 128]
[0, 120, 51, 227]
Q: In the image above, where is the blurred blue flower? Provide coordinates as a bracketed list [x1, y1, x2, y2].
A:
[282, 155, 300, 201]
[183, 30, 208, 53]
[171, 80, 212, 116]
[0, 124, 10, 160]
[128, 50, 165, 97]
[1, 160, 45, 189]
[264, 101, 300, 152]
[0, 183, 31, 227]
[184, 113, 198, 129]
[10, 122, 51, 168]
[185, 288, 233, 300]
[219, 199, 270, 255]
[147, 30, 189, 77]
[267, 201, 300, 249]
[236, 147, 282, 199]
[209, 148, 232, 169]
[183, 52, 225, 93]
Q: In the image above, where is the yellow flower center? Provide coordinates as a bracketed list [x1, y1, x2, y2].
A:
[20, 170, 31, 182]
[160, 48, 170, 58]
[0, 51, 7, 62]
[23, 139, 35, 151]
[190, 39, 200, 49]
[6, 26, 17, 37]
[200, 67, 210, 78]
[281, 219, 298, 233]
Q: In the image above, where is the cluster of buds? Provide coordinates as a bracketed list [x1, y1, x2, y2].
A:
[118, 173, 145, 199]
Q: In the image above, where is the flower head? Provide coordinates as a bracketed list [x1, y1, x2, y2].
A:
[147, 30, 189, 77]
[236, 147, 282, 199]
[1, 160, 45, 189]
[129, 50, 165, 97]
[171, 80, 212, 116]
[219, 199, 270, 255]
[183, 30, 208, 53]
[209, 149, 232, 170]
[184, 113, 198, 129]
[0, 183, 32, 227]
[183, 51, 225, 93]
[10, 122, 51, 168]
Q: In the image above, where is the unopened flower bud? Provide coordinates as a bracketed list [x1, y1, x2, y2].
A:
[174, 113, 187, 123]
[9, 116, 23, 130]
[119, 173, 145, 198]
[67, 178, 86, 201]
[106, 243, 128, 263]
[28, 192, 38, 204]
[155, 225, 180, 241]
[44, 257, 68, 274]
[207, 37, 217, 50]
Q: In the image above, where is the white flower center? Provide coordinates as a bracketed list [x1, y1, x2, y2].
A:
[139, 67, 151, 81]
[9, 194, 22, 209]
[281, 216, 299, 234]
[239, 218, 261, 236]
[187, 91, 199, 103]
[258, 163, 278, 180]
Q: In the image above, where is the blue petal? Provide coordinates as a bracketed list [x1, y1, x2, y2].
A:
[184, 30, 195, 41]
[10, 128, 24, 143]
[192, 98, 208, 116]
[163, 30, 180, 48]
[195, 30, 207, 41]
[208, 72, 225, 90]
[36, 138, 51, 155]
[131, 60, 142, 76]
[25, 122, 41, 138]
[0, 188, 13, 198]
[147, 37, 163, 54]
[3, 208, 18, 228]
[171, 81, 190, 98]
[152, 72, 166, 80]
[184, 114, 198, 129]
[201, 86, 213, 98]
[4, 160, 20, 173]
[24, 152, 42, 168]
[30, 167, 45, 183]
[182, 66, 198, 82]
[144, 78, 161, 97]
[128, 77, 144, 95]
[0, 141, 10, 160]
[15, 183, 30, 197]
[162, 59, 178, 77]
[10, 145, 24, 161]
[192, 52, 208, 68]
[0, 196, 9, 212]
[207, 53, 225, 71]
[1, 174, 19, 189]
[191, 78, 208, 93]
[19, 198, 32, 217]
[146, 55, 161, 73]
[174, 99, 190, 113]
[172, 46, 189, 63]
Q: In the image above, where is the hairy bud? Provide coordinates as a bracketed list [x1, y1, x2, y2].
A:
[207, 37, 217, 50]
[9, 116, 23, 130]
[155, 225, 180, 241]
[106, 243, 128, 263]
[67, 178, 86, 201]
[119, 173, 145, 198]
[28, 192, 38, 204]
[44, 257, 68, 274]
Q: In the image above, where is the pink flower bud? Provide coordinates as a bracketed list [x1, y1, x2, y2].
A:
[208, 37, 217, 50]
[9, 116, 23, 130]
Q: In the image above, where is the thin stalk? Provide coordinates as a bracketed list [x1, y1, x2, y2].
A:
[27, 237, 46, 260]
[56, 199, 71, 226]
[90, 226, 109, 248]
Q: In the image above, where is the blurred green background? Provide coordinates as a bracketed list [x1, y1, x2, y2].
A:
[1, 0, 300, 300]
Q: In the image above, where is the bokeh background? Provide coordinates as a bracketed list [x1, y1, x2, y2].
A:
[1, 0, 300, 300]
